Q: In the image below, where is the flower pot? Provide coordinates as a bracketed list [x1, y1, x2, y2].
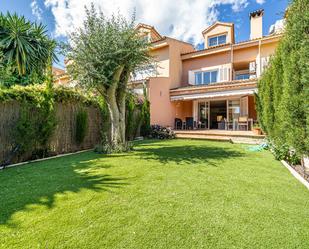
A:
[253, 127, 262, 135]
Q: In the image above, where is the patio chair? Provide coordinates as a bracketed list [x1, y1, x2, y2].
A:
[224, 118, 234, 130]
[198, 120, 207, 129]
[238, 116, 249, 131]
[174, 118, 182, 130]
[185, 117, 194, 130]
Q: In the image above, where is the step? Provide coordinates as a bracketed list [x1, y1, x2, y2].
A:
[175, 134, 264, 145]
[175, 134, 232, 142]
[174, 131, 265, 139]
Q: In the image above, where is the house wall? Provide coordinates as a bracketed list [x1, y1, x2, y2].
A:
[181, 51, 231, 85]
[233, 46, 259, 63]
[151, 46, 170, 77]
[260, 42, 278, 57]
[147, 39, 195, 127]
[168, 39, 195, 88]
[148, 77, 176, 127]
[174, 101, 193, 121]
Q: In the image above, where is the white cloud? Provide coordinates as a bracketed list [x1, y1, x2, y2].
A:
[269, 19, 285, 34]
[256, 0, 265, 4]
[31, 0, 43, 20]
[44, 0, 249, 44]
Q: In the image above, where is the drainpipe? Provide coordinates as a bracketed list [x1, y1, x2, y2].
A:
[258, 40, 261, 77]
[230, 44, 234, 81]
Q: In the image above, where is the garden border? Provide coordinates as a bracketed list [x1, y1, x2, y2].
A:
[281, 160, 309, 190]
[0, 149, 93, 170]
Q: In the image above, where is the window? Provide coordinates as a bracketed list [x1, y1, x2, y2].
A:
[208, 34, 227, 47]
[195, 70, 218, 85]
[235, 74, 250, 80]
[195, 72, 202, 84]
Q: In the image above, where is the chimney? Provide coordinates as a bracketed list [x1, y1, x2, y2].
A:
[250, 9, 264, 40]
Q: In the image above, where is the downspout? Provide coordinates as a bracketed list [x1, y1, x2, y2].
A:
[230, 44, 234, 81]
[258, 40, 262, 77]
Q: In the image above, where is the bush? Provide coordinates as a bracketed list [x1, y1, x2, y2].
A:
[267, 140, 301, 165]
[94, 136, 133, 154]
[75, 109, 88, 144]
[257, 0, 309, 158]
[13, 85, 56, 159]
[150, 125, 175, 139]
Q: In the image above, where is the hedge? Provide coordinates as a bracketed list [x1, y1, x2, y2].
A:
[257, 0, 309, 160]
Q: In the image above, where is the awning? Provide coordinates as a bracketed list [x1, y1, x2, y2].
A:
[170, 88, 257, 101]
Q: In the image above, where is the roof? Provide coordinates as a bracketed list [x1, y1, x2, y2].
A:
[52, 67, 65, 76]
[202, 21, 234, 34]
[136, 23, 162, 40]
[181, 33, 283, 58]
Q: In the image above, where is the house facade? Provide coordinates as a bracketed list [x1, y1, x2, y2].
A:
[133, 9, 283, 130]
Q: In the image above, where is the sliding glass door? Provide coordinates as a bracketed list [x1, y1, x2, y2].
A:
[198, 101, 209, 129]
[227, 99, 240, 121]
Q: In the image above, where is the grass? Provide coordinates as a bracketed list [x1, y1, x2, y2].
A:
[0, 139, 309, 249]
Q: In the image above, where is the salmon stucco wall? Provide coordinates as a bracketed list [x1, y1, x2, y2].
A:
[181, 51, 231, 85]
[174, 101, 193, 121]
[151, 46, 170, 77]
[260, 42, 278, 58]
[148, 77, 176, 127]
[168, 39, 195, 89]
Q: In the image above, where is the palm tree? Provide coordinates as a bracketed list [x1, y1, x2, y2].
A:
[0, 13, 55, 77]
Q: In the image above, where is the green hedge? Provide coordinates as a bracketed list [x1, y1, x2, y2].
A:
[0, 84, 101, 165]
[0, 84, 99, 106]
[257, 0, 309, 160]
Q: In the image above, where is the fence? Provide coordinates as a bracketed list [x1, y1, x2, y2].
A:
[0, 100, 103, 164]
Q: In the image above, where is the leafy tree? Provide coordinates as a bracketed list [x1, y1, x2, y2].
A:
[0, 13, 57, 86]
[258, 0, 309, 159]
[67, 5, 151, 151]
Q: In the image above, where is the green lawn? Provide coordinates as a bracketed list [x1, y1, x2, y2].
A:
[1, 139, 309, 249]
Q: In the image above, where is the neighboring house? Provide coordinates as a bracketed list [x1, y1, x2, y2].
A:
[52, 63, 77, 87]
[133, 9, 283, 130]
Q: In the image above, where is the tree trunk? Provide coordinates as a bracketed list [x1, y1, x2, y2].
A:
[104, 66, 127, 150]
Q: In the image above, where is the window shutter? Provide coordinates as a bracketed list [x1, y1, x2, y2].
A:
[188, 71, 195, 85]
[219, 66, 228, 82]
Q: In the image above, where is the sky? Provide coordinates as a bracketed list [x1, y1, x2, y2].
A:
[0, 0, 289, 68]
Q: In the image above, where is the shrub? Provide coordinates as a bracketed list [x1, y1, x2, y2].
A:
[257, 0, 309, 159]
[75, 109, 88, 144]
[94, 136, 133, 154]
[150, 125, 175, 139]
[13, 85, 57, 159]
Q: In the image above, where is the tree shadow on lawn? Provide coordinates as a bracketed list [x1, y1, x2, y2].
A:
[135, 141, 244, 166]
[0, 152, 127, 227]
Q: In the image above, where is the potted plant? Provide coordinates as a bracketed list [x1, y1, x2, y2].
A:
[252, 123, 262, 135]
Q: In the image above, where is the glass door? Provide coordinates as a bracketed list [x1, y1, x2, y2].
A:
[228, 99, 240, 121]
[198, 101, 209, 129]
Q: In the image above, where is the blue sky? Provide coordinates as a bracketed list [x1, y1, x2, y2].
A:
[0, 0, 289, 68]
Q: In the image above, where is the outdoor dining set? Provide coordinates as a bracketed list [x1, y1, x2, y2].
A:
[174, 116, 254, 131]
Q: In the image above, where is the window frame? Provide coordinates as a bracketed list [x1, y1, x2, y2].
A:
[208, 34, 227, 47]
[194, 69, 219, 85]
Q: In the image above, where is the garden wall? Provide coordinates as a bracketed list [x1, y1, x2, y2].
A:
[0, 100, 103, 164]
